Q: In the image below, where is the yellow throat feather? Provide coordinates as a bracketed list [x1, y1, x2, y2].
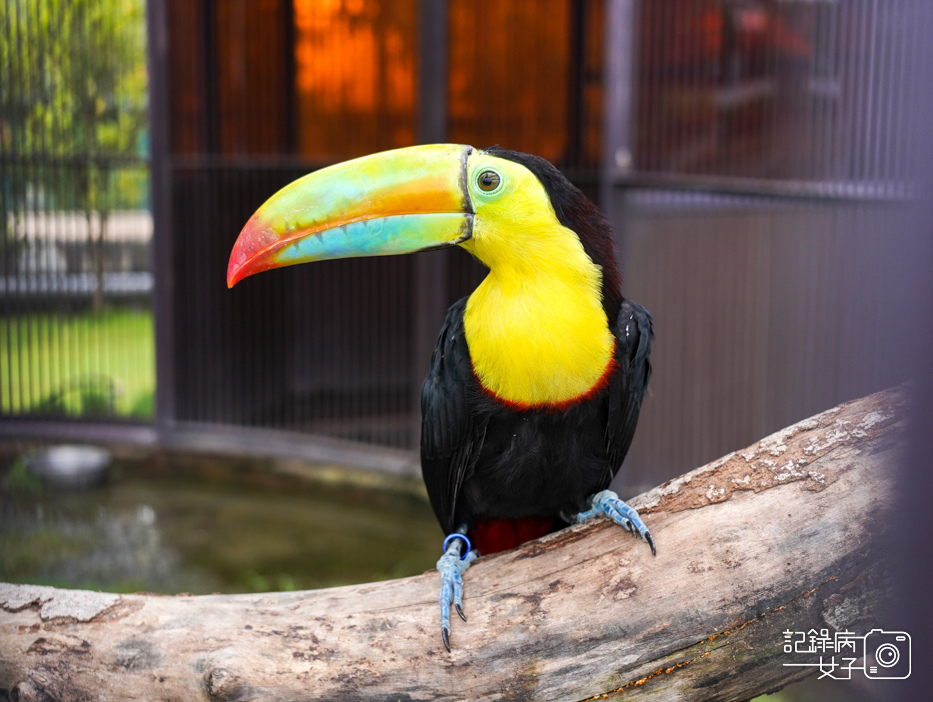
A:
[459, 152, 615, 408]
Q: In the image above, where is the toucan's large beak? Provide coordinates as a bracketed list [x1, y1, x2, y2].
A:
[227, 144, 474, 288]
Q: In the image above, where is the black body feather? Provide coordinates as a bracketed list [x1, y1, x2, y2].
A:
[420, 297, 653, 537]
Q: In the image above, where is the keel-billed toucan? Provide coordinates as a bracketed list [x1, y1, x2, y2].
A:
[228, 144, 655, 651]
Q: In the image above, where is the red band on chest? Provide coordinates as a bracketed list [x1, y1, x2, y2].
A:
[474, 340, 618, 413]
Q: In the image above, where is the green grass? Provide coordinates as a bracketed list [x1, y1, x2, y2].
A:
[0, 308, 155, 419]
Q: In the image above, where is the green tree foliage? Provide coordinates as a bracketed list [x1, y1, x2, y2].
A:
[1, 0, 147, 204]
[1, 0, 148, 307]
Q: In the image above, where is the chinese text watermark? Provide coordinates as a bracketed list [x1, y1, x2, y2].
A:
[781, 628, 911, 680]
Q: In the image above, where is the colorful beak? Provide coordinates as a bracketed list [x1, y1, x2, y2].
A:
[227, 144, 474, 288]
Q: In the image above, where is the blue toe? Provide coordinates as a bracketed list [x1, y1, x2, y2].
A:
[577, 489, 656, 555]
[437, 535, 477, 652]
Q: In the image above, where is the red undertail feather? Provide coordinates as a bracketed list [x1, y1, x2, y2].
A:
[469, 517, 560, 555]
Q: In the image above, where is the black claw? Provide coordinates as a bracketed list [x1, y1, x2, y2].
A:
[646, 531, 657, 556]
[456, 603, 466, 622]
[442, 627, 451, 653]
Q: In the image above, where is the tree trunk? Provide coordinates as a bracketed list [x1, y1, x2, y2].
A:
[91, 209, 108, 315]
[0, 387, 905, 701]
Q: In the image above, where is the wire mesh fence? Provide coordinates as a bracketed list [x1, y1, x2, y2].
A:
[158, 0, 605, 448]
[613, 0, 923, 485]
[1, 1, 926, 490]
[1, 0, 153, 421]
[629, 0, 919, 192]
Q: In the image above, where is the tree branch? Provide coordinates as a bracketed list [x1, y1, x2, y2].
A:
[0, 387, 905, 701]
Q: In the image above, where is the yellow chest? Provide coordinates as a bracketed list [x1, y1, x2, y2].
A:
[462, 269, 615, 408]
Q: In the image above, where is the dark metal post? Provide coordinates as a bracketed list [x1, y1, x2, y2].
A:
[147, 0, 176, 428]
[282, 0, 298, 154]
[601, 0, 638, 250]
[898, 4, 933, 700]
[412, 0, 450, 447]
[200, 0, 219, 154]
[419, 0, 449, 146]
[566, 0, 588, 167]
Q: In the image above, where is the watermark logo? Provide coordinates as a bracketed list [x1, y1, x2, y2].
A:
[781, 628, 911, 680]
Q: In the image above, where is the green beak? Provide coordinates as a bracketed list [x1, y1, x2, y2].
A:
[227, 144, 474, 288]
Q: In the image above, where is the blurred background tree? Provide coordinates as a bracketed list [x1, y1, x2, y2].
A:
[0, 0, 148, 312]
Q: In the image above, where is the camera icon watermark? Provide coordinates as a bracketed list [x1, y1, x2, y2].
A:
[864, 629, 911, 679]
[781, 628, 911, 680]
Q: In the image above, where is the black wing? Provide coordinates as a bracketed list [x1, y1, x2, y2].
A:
[420, 298, 488, 534]
[604, 299, 653, 484]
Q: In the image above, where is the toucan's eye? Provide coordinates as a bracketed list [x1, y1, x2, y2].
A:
[477, 170, 501, 192]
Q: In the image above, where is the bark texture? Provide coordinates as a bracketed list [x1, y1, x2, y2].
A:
[0, 387, 905, 701]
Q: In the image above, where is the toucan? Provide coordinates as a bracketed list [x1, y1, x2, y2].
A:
[228, 144, 655, 652]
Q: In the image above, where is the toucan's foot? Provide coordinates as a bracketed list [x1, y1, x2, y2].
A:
[576, 489, 656, 556]
[436, 532, 478, 652]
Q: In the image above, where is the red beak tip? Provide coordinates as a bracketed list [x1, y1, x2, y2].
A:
[226, 262, 243, 289]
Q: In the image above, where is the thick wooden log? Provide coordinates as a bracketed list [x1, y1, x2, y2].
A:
[0, 387, 904, 701]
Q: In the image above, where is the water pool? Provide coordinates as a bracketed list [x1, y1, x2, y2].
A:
[0, 447, 440, 594]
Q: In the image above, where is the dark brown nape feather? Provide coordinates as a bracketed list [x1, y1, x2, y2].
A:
[484, 146, 623, 322]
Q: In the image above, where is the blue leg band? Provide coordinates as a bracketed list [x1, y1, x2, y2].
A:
[442, 533, 472, 559]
